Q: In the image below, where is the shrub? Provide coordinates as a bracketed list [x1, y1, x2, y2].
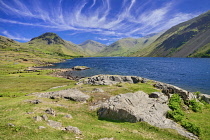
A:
[167, 94, 201, 136]
[181, 120, 201, 136]
[189, 99, 203, 112]
[168, 94, 182, 110]
[167, 110, 184, 122]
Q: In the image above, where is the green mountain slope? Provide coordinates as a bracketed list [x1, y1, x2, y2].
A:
[131, 10, 210, 57]
[28, 32, 86, 57]
[79, 40, 106, 55]
[0, 33, 87, 66]
[97, 33, 162, 57]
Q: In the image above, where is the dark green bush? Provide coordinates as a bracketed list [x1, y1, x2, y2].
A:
[181, 120, 201, 136]
[167, 110, 184, 122]
[189, 99, 203, 112]
[167, 94, 201, 136]
[168, 94, 182, 110]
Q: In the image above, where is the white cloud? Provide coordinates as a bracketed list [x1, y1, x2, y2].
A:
[0, 0, 198, 40]
[2, 31, 31, 41]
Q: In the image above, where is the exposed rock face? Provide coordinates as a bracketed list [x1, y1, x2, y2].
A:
[154, 82, 196, 100]
[98, 91, 198, 139]
[77, 75, 147, 85]
[35, 89, 90, 102]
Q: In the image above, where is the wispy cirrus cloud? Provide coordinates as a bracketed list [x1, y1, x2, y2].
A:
[0, 0, 199, 40]
[2, 31, 30, 41]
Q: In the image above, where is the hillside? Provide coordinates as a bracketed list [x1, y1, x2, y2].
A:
[28, 32, 86, 57]
[131, 10, 210, 57]
[97, 33, 162, 57]
[79, 40, 106, 55]
[0, 33, 88, 67]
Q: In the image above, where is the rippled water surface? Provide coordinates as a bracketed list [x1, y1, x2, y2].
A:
[49, 57, 210, 94]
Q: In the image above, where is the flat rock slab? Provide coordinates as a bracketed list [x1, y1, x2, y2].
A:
[47, 120, 62, 129]
[98, 91, 198, 140]
[34, 89, 90, 102]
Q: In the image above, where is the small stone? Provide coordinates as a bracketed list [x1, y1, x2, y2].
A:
[29, 100, 42, 104]
[64, 114, 73, 119]
[42, 114, 48, 121]
[34, 116, 42, 121]
[149, 92, 161, 98]
[38, 126, 46, 129]
[65, 126, 82, 135]
[8, 123, 15, 127]
[45, 108, 56, 116]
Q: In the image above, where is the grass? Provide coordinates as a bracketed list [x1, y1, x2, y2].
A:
[0, 49, 210, 139]
[0, 96, 189, 140]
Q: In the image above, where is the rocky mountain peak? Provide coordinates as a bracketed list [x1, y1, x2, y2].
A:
[30, 32, 65, 45]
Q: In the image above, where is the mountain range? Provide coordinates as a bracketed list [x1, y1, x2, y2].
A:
[1, 10, 210, 58]
[131, 10, 210, 58]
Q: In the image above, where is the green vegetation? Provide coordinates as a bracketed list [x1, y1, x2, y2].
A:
[167, 94, 201, 136]
[189, 43, 210, 58]
[79, 40, 106, 55]
[130, 10, 210, 58]
[97, 33, 162, 57]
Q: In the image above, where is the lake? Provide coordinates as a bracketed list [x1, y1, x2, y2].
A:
[49, 57, 210, 94]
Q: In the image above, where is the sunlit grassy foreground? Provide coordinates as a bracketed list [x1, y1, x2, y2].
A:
[0, 53, 210, 140]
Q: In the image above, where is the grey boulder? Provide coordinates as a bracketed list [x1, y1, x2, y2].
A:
[65, 126, 82, 135]
[200, 94, 210, 104]
[98, 91, 198, 139]
[47, 120, 62, 129]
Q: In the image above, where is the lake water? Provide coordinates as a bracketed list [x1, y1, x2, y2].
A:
[49, 57, 210, 94]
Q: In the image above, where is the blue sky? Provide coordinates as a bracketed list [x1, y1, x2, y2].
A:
[0, 0, 209, 45]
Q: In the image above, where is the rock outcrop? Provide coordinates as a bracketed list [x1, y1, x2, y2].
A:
[33, 89, 90, 102]
[153, 82, 196, 100]
[98, 91, 198, 139]
[77, 75, 148, 85]
[78, 75, 197, 102]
